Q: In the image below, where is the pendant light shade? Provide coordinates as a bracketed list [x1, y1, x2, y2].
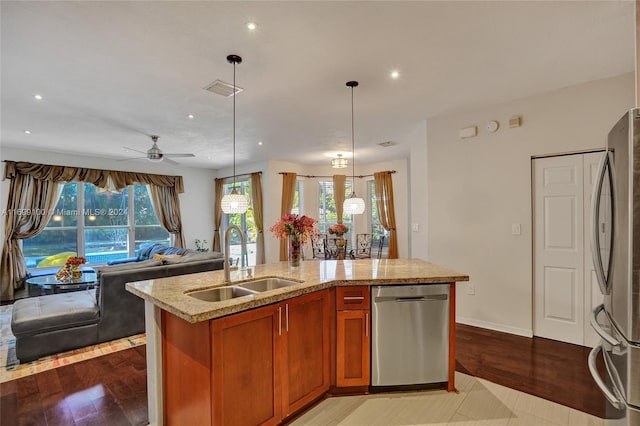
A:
[221, 54, 248, 214]
[221, 187, 249, 214]
[343, 80, 365, 215]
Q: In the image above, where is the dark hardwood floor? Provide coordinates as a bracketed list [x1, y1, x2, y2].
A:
[1, 345, 148, 426]
[0, 324, 608, 425]
[456, 323, 608, 418]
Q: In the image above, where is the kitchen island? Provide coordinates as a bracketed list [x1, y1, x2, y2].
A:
[127, 259, 469, 426]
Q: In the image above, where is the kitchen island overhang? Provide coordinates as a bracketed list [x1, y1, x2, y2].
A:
[126, 259, 469, 426]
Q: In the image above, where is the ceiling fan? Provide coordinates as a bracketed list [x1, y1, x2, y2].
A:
[122, 135, 195, 165]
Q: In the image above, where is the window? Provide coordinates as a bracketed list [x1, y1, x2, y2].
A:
[291, 180, 302, 215]
[317, 180, 352, 234]
[22, 182, 169, 268]
[222, 180, 257, 266]
[368, 180, 388, 247]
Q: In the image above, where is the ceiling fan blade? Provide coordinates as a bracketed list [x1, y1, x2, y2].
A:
[123, 146, 147, 155]
[164, 153, 196, 158]
[117, 156, 148, 162]
[163, 157, 179, 166]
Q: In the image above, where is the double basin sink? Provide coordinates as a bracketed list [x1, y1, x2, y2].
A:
[187, 277, 301, 302]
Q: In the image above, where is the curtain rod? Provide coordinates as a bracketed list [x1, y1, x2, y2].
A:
[279, 170, 396, 179]
[216, 171, 262, 181]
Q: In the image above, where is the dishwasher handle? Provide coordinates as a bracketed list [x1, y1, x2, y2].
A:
[375, 294, 448, 303]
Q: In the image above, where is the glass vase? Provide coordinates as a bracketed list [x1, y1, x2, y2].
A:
[289, 236, 302, 267]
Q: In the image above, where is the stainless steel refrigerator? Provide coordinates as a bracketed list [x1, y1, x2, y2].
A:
[589, 108, 640, 425]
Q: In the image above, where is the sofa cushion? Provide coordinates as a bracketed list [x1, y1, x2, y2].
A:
[163, 251, 224, 265]
[11, 289, 99, 336]
[96, 258, 163, 274]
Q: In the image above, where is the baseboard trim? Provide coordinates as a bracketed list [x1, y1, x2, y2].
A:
[457, 317, 533, 338]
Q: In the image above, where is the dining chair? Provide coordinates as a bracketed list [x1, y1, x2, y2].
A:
[376, 235, 386, 259]
[326, 237, 349, 260]
[311, 234, 328, 260]
[353, 234, 373, 259]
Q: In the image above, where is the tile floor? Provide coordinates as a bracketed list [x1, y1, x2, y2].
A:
[0, 304, 145, 383]
[292, 373, 604, 426]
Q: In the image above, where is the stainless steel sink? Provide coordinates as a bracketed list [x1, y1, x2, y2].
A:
[236, 277, 300, 292]
[188, 286, 256, 302]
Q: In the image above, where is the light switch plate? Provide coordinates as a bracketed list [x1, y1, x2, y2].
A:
[467, 282, 475, 295]
[412, 223, 419, 232]
[511, 224, 521, 235]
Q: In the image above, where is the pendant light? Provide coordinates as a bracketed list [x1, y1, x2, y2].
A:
[220, 54, 249, 214]
[331, 154, 348, 169]
[344, 81, 365, 215]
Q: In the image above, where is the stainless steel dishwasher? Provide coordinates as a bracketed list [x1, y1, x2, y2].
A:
[371, 284, 450, 387]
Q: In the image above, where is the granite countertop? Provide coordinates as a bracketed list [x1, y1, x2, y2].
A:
[125, 259, 469, 323]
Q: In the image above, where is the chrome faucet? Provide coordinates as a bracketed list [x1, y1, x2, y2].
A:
[224, 224, 247, 283]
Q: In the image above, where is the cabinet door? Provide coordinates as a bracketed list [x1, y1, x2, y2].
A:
[281, 290, 331, 416]
[211, 304, 282, 426]
[336, 310, 370, 387]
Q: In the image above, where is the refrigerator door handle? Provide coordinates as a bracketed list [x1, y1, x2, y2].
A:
[590, 304, 620, 347]
[590, 151, 612, 295]
[588, 344, 625, 410]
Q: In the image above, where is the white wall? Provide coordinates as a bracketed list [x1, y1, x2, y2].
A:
[0, 147, 217, 254]
[414, 73, 634, 336]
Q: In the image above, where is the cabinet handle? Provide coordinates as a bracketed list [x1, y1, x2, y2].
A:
[343, 296, 365, 301]
[278, 307, 282, 336]
[285, 304, 289, 332]
[365, 312, 369, 337]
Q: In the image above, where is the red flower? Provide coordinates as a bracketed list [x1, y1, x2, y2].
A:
[328, 223, 348, 236]
[65, 256, 87, 267]
[269, 214, 318, 244]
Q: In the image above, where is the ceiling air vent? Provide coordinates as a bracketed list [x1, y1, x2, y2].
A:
[204, 79, 243, 97]
[378, 141, 397, 147]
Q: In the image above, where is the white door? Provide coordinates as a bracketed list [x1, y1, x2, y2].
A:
[534, 155, 585, 345]
[533, 152, 604, 347]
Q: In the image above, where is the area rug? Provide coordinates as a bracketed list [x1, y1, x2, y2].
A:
[0, 304, 146, 383]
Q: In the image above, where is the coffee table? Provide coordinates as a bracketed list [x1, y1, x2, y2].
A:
[26, 272, 98, 296]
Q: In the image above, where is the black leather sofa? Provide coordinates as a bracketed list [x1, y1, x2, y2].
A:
[11, 251, 224, 362]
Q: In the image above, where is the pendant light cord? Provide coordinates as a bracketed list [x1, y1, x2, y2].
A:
[350, 84, 355, 197]
[232, 60, 237, 188]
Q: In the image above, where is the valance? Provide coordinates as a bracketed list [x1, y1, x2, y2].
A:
[3, 161, 184, 193]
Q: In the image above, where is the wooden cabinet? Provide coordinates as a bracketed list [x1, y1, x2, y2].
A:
[281, 290, 331, 416]
[211, 304, 281, 426]
[335, 286, 370, 387]
[162, 289, 330, 425]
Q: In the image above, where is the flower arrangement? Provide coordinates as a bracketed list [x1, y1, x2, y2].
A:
[328, 223, 349, 237]
[269, 214, 317, 244]
[55, 256, 87, 281]
[65, 256, 87, 267]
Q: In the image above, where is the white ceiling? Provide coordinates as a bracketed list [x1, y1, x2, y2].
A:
[1, 1, 635, 169]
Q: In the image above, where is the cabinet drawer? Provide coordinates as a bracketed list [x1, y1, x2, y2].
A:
[336, 286, 370, 310]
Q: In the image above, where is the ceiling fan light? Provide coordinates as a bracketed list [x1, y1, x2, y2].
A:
[344, 194, 365, 215]
[221, 189, 248, 214]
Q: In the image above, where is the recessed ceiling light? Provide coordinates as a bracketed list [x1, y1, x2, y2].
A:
[24, 130, 31, 134]
[258, 141, 263, 146]
[390, 70, 400, 79]
[246, 22, 257, 31]
[34, 94, 43, 100]
[187, 114, 195, 119]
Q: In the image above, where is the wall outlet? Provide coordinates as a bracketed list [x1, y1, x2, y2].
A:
[412, 223, 419, 232]
[467, 282, 475, 295]
[511, 223, 521, 235]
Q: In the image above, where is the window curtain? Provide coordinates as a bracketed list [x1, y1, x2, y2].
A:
[1, 161, 185, 300]
[212, 178, 224, 252]
[148, 185, 185, 248]
[333, 174, 346, 224]
[374, 171, 398, 259]
[279, 172, 297, 261]
[1, 174, 62, 301]
[250, 173, 265, 264]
